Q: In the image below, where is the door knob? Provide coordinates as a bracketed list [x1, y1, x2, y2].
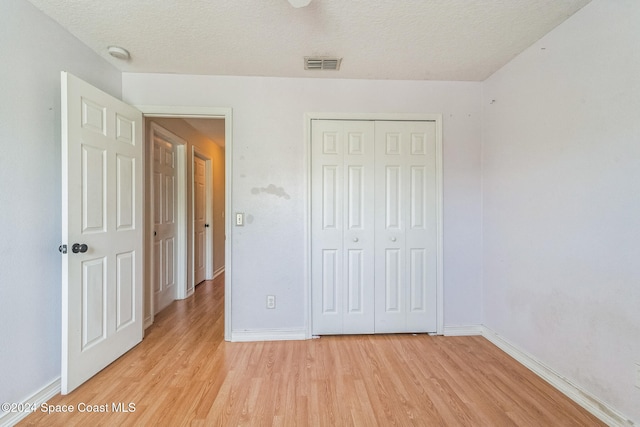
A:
[390, 237, 397, 242]
[353, 237, 359, 242]
[72, 243, 88, 253]
[205, 224, 210, 228]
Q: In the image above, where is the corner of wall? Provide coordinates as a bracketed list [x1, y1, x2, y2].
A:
[482, 327, 634, 427]
[478, 82, 486, 328]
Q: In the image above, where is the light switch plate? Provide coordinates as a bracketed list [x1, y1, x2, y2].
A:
[235, 212, 244, 226]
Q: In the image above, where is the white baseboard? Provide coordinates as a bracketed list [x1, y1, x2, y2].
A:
[212, 266, 225, 280]
[0, 377, 60, 427]
[481, 326, 633, 427]
[231, 329, 306, 342]
[144, 316, 153, 330]
[443, 324, 483, 336]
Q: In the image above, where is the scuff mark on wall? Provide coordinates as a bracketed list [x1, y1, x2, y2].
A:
[250, 184, 291, 200]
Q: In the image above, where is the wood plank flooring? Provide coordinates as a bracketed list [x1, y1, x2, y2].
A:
[19, 275, 604, 426]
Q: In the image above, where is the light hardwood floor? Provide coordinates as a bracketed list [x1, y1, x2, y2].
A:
[20, 275, 604, 426]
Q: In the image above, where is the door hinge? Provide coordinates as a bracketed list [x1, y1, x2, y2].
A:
[58, 244, 67, 254]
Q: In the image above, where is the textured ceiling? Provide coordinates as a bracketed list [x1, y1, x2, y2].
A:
[27, 0, 590, 81]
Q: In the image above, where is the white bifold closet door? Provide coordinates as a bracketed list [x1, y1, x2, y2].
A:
[311, 119, 437, 335]
[373, 121, 437, 333]
[311, 120, 376, 334]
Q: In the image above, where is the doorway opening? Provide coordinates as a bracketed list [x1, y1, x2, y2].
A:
[141, 107, 232, 341]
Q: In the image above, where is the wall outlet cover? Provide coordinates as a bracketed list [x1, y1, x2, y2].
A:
[266, 295, 276, 309]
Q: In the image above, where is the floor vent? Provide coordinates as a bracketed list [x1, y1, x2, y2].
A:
[304, 57, 342, 71]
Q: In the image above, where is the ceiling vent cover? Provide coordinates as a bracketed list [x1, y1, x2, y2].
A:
[304, 57, 342, 71]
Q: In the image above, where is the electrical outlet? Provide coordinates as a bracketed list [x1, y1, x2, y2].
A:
[635, 364, 640, 389]
[266, 295, 276, 309]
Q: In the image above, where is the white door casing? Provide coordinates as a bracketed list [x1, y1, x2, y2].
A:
[193, 154, 207, 285]
[152, 132, 178, 313]
[135, 106, 232, 342]
[311, 120, 375, 334]
[61, 72, 143, 394]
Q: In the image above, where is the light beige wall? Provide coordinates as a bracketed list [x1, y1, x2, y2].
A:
[124, 74, 482, 332]
[144, 118, 225, 323]
[482, 1, 640, 422]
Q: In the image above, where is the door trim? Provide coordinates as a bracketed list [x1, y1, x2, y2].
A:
[138, 106, 232, 342]
[148, 122, 188, 320]
[304, 112, 444, 337]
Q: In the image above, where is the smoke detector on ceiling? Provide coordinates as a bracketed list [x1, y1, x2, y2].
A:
[304, 57, 342, 71]
[107, 46, 130, 60]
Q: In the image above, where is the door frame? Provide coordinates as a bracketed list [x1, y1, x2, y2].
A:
[148, 122, 188, 324]
[304, 112, 444, 337]
[139, 106, 232, 341]
[192, 147, 214, 285]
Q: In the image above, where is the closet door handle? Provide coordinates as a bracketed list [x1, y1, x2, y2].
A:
[390, 237, 397, 242]
[353, 237, 359, 242]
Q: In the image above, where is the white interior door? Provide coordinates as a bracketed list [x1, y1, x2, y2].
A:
[311, 120, 375, 334]
[193, 154, 207, 285]
[153, 134, 177, 313]
[311, 118, 438, 335]
[61, 72, 143, 394]
[374, 121, 437, 333]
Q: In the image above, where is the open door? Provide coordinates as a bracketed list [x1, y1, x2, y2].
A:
[60, 72, 143, 394]
[193, 151, 209, 286]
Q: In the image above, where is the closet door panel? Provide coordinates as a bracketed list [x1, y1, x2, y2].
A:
[375, 121, 437, 333]
[342, 122, 375, 333]
[405, 121, 437, 332]
[312, 119, 437, 335]
[312, 125, 344, 334]
[312, 120, 375, 334]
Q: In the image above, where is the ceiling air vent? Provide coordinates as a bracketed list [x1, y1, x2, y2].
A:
[304, 57, 342, 71]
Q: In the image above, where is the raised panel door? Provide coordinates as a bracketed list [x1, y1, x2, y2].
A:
[374, 121, 437, 333]
[61, 72, 143, 393]
[311, 120, 375, 334]
[153, 136, 177, 313]
[311, 119, 437, 335]
[194, 155, 207, 285]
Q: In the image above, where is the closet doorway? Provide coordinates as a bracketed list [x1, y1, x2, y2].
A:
[308, 114, 443, 336]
